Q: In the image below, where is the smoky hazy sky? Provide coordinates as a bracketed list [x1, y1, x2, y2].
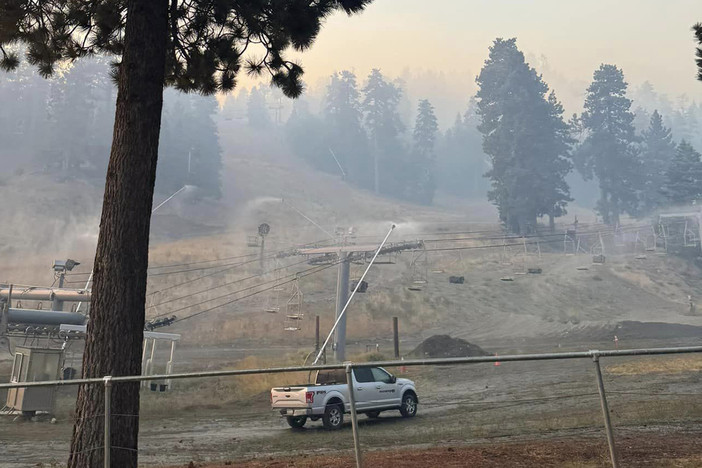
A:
[280, 0, 699, 110]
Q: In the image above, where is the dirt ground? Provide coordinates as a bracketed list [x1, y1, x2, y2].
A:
[177, 432, 702, 468]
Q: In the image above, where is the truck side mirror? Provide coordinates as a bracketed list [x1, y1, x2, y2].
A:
[390, 375, 396, 384]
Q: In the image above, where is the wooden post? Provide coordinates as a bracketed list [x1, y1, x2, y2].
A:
[393, 317, 399, 359]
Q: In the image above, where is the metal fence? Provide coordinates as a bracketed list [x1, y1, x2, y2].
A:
[2, 345, 702, 468]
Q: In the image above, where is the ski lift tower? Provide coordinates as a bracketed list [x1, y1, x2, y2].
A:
[298, 239, 422, 362]
[258, 223, 270, 269]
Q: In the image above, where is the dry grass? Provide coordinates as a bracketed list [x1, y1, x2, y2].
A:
[606, 356, 702, 375]
[138, 351, 312, 415]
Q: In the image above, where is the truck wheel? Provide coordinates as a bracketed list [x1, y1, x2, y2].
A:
[322, 403, 344, 430]
[400, 393, 418, 418]
[366, 411, 381, 419]
[286, 416, 307, 428]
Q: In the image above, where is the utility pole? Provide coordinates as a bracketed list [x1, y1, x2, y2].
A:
[393, 317, 400, 359]
[334, 252, 351, 362]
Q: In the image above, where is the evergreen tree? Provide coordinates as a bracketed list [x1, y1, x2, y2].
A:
[672, 100, 701, 150]
[0, 2, 373, 467]
[159, 92, 222, 198]
[476, 38, 572, 234]
[0, 47, 52, 159]
[285, 97, 332, 174]
[43, 57, 115, 176]
[639, 110, 676, 212]
[323, 70, 371, 187]
[436, 100, 490, 198]
[663, 140, 702, 205]
[188, 95, 222, 198]
[694, 23, 702, 81]
[247, 86, 271, 129]
[576, 64, 641, 225]
[361, 69, 405, 195]
[408, 99, 439, 204]
[537, 91, 574, 230]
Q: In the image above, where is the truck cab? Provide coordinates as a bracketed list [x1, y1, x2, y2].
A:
[271, 366, 418, 430]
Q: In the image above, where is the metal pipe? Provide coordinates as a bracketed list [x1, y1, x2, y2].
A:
[593, 355, 619, 468]
[104, 376, 112, 468]
[4, 346, 702, 389]
[313, 224, 396, 365]
[392, 317, 399, 359]
[345, 364, 362, 468]
[315, 315, 320, 354]
[8, 308, 87, 325]
[0, 287, 90, 302]
[152, 185, 188, 213]
[281, 199, 336, 240]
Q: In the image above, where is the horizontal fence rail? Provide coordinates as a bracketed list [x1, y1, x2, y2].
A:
[2, 345, 702, 468]
[2, 346, 702, 389]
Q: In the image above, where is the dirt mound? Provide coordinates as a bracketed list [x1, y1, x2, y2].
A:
[409, 335, 490, 358]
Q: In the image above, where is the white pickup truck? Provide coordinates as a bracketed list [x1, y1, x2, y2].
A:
[271, 367, 418, 430]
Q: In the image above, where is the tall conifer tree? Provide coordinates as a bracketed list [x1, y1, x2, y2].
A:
[0, 2, 373, 466]
[576, 64, 641, 225]
[663, 140, 702, 205]
[640, 110, 676, 212]
[409, 99, 439, 204]
[476, 38, 572, 234]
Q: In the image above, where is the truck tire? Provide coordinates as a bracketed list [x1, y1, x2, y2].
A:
[400, 392, 418, 418]
[286, 416, 307, 428]
[322, 403, 344, 430]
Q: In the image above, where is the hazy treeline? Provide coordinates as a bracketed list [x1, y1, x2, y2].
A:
[221, 39, 702, 233]
[475, 39, 702, 232]
[0, 56, 222, 198]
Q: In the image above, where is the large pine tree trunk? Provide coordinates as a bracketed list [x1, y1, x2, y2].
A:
[68, 1, 168, 467]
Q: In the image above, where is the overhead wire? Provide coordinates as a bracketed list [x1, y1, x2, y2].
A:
[146, 256, 312, 310]
[64, 237, 333, 279]
[171, 261, 340, 324]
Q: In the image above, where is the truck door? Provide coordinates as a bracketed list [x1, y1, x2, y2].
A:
[351, 367, 377, 409]
[371, 367, 399, 407]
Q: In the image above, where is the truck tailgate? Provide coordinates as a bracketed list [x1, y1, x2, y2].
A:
[271, 387, 310, 408]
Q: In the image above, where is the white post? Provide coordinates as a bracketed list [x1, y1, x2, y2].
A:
[165, 340, 176, 390]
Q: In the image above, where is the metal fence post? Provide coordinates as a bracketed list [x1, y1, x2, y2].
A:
[104, 376, 112, 468]
[592, 354, 619, 468]
[345, 364, 363, 468]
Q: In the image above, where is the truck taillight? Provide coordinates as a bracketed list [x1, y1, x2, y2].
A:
[305, 391, 314, 404]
